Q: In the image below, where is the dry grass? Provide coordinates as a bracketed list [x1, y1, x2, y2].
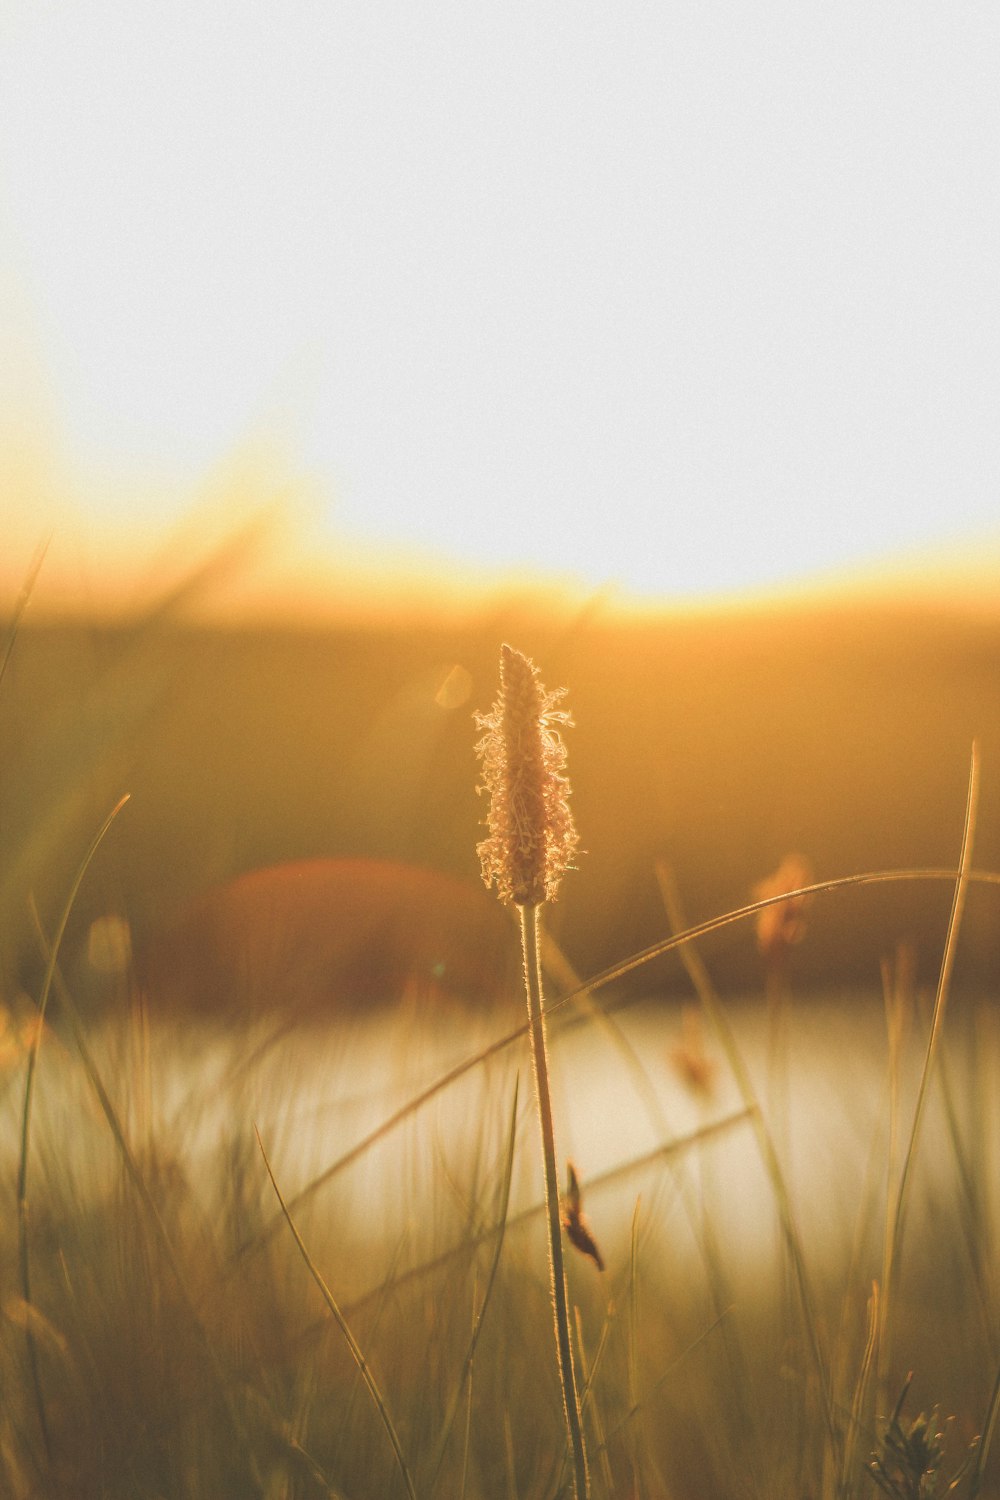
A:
[2, 572, 1000, 1498]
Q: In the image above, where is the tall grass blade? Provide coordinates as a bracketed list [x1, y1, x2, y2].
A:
[337, 1108, 752, 1325]
[625, 1197, 654, 1500]
[598, 1306, 732, 1451]
[879, 742, 979, 1391]
[839, 1281, 880, 1498]
[568, 865, 1000, 1008]
[331, 1227, 410, 1464]
[233, 866, 1000, 1272]
[16, 791, 129, 1462]
[654, 861, 839, 1460]
[254, 1124, 419, 1500]
[27, 905, 325, 1492]
[574, 1304, 614, 1500]
[429, 1073, 520, 1487]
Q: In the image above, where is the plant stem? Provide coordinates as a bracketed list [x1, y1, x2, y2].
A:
[520, 902, 590, 1500]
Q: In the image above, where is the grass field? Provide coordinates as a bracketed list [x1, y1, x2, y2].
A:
[1, 567, 999, 1498]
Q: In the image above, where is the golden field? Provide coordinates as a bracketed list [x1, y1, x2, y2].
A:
[1, 549, 999, 1499]
[1, 570, 997, 1010]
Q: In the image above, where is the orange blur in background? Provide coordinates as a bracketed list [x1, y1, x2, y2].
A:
[1, 525, 999, 1017]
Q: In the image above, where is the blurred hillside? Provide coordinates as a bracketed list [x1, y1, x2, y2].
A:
[1, 583, 999, 1008]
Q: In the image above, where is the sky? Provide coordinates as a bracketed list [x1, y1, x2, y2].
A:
[1, 2, 999, 606]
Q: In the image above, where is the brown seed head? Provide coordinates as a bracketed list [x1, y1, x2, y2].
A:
[753, 853, 814, 965]
[667, 1004, 718, 1100]
[474, 644, 579, 906]
[560, 1160, 605, 1272]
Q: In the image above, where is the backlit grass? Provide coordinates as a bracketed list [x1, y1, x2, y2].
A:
[1, 583, 999, 1498]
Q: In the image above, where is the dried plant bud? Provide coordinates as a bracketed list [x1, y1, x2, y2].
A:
[474, 644, 579, 907]
[753, 853, 814, 965]
[561, 1161, 604, 1272]
[667, 1004, 718, 1100]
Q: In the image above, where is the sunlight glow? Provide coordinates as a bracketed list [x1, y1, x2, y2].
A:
[2, 3, 999, 606]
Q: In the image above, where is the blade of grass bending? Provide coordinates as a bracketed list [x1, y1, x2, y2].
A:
[654, 861, 839, 1459]
[232, 1020, 528, 1264]
[545, 922, 756, 1457]
[16, 792, 129, 1462]
[232, 865, 1000, 1270]
[254, 1124, 419, 1500]
[233, 935, 667, 1269]
[331, 1227, 410, 1463]
[429, 1073, 520, 1489]
[542, 919, 748, 1378]
[327, 1110, 752, 1328]
[879, 742, 979, 1394]
[30, 911, 331, 1495]
[539, 927, 674, 1161]
[562, 864, 1000, 1009]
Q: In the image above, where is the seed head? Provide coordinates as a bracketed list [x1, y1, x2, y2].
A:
[753, 853, 814, 965]
[667, 1005, 718, 1100]
[474, 644, 579, 906]
[561, 1160, 605, 1273]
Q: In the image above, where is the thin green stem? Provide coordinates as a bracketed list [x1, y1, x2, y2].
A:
[17, 792, 129, 1463]
[879, 741, 979, 1395]
[520, 902, 590, 1500]
[429, 1074, 520, 1489]
[255, 1126, 418, 1500]
[655, 862, 839, 1460]
[335, 1108, 750, 1327]
[31, 905, 280, 1494]
[232, 865, 1000, 1267]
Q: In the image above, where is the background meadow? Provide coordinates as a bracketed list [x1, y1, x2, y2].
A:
[0, 551, 998, 1498]
[3, 4, 1000, 1488]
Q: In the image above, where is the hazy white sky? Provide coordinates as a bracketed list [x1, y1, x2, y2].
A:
[1, 2, 998, 601]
